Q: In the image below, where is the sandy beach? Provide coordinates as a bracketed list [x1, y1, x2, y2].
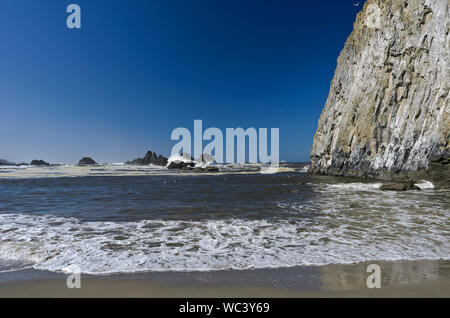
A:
[1, 260, 449, 298]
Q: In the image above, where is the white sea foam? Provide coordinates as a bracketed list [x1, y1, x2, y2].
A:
[0, 164, 170, 179]
[167, 154, 193, 164]
[260, 166, 280, 174]
[260, 166, 295, 174]
[325, 181, 436, 191]
[0, 208, 448, 274]
[325, 182, 383, 191]
[0, 165, 29, 169]
[0, 163, 296, 179]
[415, 180, 435, 189]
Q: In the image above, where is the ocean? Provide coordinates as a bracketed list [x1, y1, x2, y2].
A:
[0, 163, 448, 275]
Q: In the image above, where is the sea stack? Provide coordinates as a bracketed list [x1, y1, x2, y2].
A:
[78, 157, 97, 165]
[31, 159, 50, 166]
[0, 159, 17, 166]
[126, 150, 168, 166]
[310, 0, 449, 188]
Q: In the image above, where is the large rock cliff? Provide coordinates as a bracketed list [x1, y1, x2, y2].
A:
[310, 0, 449, 187]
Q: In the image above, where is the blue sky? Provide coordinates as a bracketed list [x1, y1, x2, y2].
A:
[0, 0, 365, 163]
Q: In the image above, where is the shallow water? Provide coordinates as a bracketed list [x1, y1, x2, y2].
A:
[0, 163, 448, 274]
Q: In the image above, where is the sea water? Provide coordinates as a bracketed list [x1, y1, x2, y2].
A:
[0, 163, 448, 274]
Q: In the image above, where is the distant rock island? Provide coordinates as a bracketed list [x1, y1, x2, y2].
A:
[1, 151, 220, 172]
[78, 157, 97, 165]
[31, 159, 50, 166]
[126, 150, 168, 166]
[310, 0, 449, 188]
[0, 159, 18, 166]
[0, 159, 28, 166]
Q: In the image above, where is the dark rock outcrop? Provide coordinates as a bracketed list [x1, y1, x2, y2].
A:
[129, 158, 144, 165]
[167, 154, 219, 172]
[379, 182, 421, 191]
[0, 159, 17, 166]
[127, 150, 168, 166]
[167, 161, 195, 170]
[310, 0, 449, 188]
[168, 162, 219, 172]
[78, 157, 97, 165]
[155, 155, 168, 166]
[204, 166, 219, 172]
[0, 159, 29, 166]
[31, 159, 50, 166]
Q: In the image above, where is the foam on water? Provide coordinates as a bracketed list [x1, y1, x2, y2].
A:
[324, 182, 383, 191]
[0, 200, 448, 274]
[167, 154, 193, 164]
[0, 164, 169, 179]
[325, 180, 436, 191]
[0, 163, 295, 179]
[415, 180, 435, 189]
[0, 168, 447, 274]
[260, 166, 295, 174]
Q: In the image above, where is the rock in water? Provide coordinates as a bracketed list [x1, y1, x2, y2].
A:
[310, 0, 449, 187]
[31, 159, 50, 166]
[156, 155, 168, 166]
[78, 157, 97, 165]
[204, 166, 219, 172]
[0, 159, 17, 166]
[167, 161, 195, 170]
[128, 158, 143, 165]
[379, 182, 421, 191]
[142, 151, 154, 165]
[127, 150, 168, 166]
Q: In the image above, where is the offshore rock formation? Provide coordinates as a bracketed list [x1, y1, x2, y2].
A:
[0, 159, 29, 166]
[31, 159, 50, 166]
[167, 161, 219, 172]
[126, 150, 168, 166]
[310, 0, 449, 187]
[78, 157, 97, 165]
[0, 159, 18, 166]
[167, 153, 219, 172]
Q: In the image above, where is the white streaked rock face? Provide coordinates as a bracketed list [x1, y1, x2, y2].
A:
[310, 0, 449, 180]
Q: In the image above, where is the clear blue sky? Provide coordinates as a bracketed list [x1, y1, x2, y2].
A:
[0, 0, 365, 163]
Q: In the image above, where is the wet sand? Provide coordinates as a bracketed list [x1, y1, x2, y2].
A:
[0, 260, 449, 297]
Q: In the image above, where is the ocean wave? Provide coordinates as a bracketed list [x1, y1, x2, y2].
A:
[0, 211, 448, 274]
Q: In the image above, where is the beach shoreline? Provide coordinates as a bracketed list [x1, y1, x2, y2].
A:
[1, 259, 448, 298]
